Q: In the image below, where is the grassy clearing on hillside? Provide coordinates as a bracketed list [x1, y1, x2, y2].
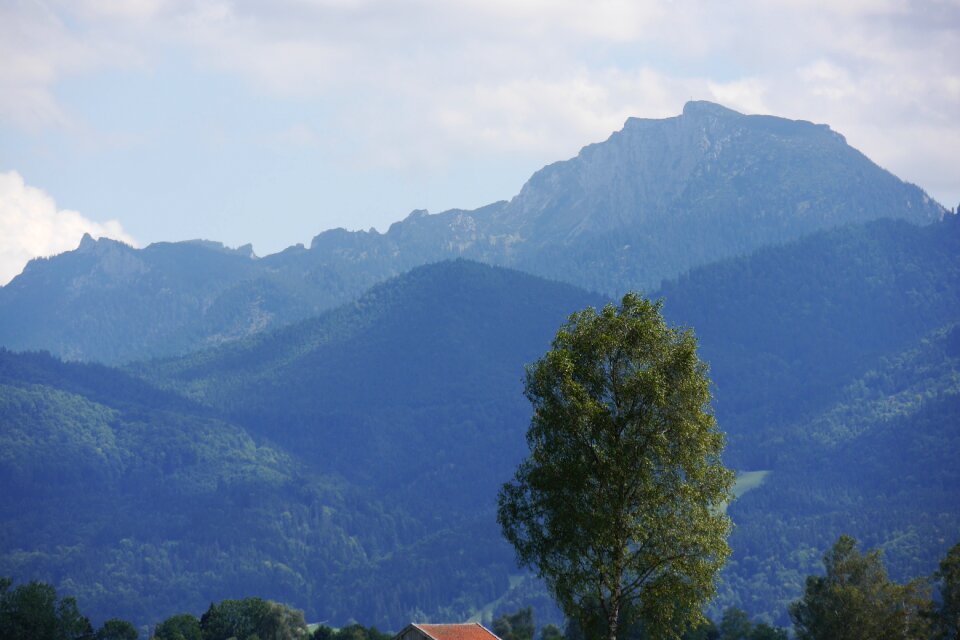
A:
[722, 470, 771, 514]
[468, 575, 527, 624]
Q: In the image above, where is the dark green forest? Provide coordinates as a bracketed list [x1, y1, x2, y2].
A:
[4, 535, 959, 638]
[656, 216, 960, 622]
[0, 217, 957, 631]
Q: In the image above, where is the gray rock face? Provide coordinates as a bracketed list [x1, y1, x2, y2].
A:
[0, 101, 946, 362]
[371, 100, 943, 293]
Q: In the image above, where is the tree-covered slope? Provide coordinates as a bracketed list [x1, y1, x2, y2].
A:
[478, 217, 960, 626]
[1, 261, 604, 630]
[634, 215, 960, 623]
[0, 102, 944, 364]
[0, 236, 328, 363]
[139, 259, 605, 513]
[656, 215, 960, 467]
[0, 349, 422, 630]
[138, 219, 958, 626]
[720, 322, 960, 625]
[2, 216, 957, 631]
[468, 217, 960, 625]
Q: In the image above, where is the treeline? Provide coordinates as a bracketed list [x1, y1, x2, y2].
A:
[4, 536, 957, 640]
[0, 580, 386, 640]
[496, 535, 959, 640]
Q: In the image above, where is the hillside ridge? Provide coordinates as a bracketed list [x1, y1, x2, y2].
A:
[0, 102, 946, 365]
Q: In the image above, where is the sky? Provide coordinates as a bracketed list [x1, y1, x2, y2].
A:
[1, 0, 958, 284]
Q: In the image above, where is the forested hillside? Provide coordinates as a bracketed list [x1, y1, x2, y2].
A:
[0, 236, 356, 363]
[721, 323, 960, 623]
[1, 261, 604, 629]
[0, 217, 956, 630]
[0, 349, 429, 628]
[654, 216, 960, 623]
[658, 215, 960, 467]
[137, 260, 605, 516]
[145, 216, 960, 626]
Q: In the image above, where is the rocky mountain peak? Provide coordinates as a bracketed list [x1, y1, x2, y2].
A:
[681, 100, 742, 119]
[75, 233, 134, 256]
[0, 102, 948, 363]
[77, 232, 97, 251]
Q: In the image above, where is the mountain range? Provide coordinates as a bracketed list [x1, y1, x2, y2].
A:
[0, 102, 956, 631]
[0, 102, 944, 364]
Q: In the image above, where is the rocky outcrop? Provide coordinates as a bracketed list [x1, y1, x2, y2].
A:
[0, 102, 946, 362]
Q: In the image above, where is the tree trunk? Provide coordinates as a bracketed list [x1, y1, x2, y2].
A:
[606, 593, 620, 640]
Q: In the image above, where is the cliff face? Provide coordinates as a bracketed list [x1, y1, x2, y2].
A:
[393, 100, 943, 293]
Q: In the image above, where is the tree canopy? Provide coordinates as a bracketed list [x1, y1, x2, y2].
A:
[789, 535, 931, 640]
[199, 597, 308, 640]
[497, 293, 734, 640]
[0, 578, 93, 640]
[933, 542, 960, 640]
[95, 618, 139, 640]
[493, 607, 535, 640]
[153, 613, 202, 640]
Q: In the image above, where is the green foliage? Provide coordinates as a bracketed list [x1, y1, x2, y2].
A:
[744, 626, 785, 640]
[789, 535, 932, 640]
[717, 609, 751, 640]
[498, 294, 734, 640]
[0, 577, 93, 640]
[932, 542, 960, 640]
[681, 619, 718, 640]
[258, 601, 309, 640]
[154, 613, 202, 640]
[96, 618, 139, 640]
[200, 598, 269, 640]
[0, 349, 418, 630]
[718, 320, 960, 624]
[199, 597, 307, 640]
[658, 216, 960, 469]
[539, 624, 563, 640]
[563, 607, 726, 640]
[716, 609, 785, 640]
[311, 623, 392, 640]
[492, 607, 535, 640]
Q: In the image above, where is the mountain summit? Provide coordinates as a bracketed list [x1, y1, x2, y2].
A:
[351, 100, 942, 293]
[0, 102, 946, 362]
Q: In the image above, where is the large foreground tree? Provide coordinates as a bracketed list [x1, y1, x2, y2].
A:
[497, 294, 734, 640]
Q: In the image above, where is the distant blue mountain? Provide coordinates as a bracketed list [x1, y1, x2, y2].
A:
[0, 102, 944, 363]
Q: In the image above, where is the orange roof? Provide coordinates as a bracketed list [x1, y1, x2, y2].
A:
[413, 623, 502, 640]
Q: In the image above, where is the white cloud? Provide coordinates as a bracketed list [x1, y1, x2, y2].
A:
[707, 78, 770, 115]
[424, 68, 693, 157]
[0, 0, 143, 130]
[0, 171, 136, 285]
[1, 0, 958, 209]
[168, 0, 957, 199]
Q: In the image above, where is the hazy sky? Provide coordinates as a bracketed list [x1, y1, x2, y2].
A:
[1, 0, 958, 283]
